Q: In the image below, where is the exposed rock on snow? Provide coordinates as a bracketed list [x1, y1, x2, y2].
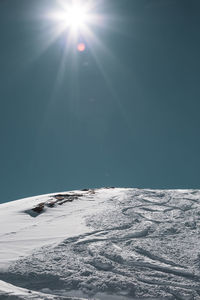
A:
[0, 188, 200, 299]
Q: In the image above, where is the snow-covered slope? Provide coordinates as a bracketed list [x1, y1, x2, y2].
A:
[0, 188, 200, 299]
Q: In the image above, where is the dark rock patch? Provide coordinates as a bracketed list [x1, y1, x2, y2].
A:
[32, 203, 45, 213]
[23, 191, 93, 218]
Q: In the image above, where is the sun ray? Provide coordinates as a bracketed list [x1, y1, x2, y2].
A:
[82, 26, 132, 128]
[37, 0, 129, 122]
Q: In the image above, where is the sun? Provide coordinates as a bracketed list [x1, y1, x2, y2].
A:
[44, 0, 114, 62]
[50, 1, 91, 34]
[40, 0, 119, 117]
[65, 3, 88, 30]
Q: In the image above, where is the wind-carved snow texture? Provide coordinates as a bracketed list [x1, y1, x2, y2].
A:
[0, 188, 200, 299]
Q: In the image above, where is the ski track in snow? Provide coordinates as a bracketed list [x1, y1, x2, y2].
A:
[0, 188, 200, 299]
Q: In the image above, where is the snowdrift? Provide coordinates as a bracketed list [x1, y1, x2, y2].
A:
[0, 188, 200, 299]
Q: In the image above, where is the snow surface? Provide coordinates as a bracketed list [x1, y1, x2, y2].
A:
[0, 188, 200, 299]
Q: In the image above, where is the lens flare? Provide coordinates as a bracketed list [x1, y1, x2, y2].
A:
[77, 43, 86, 52]
[43, 0, 118, 99]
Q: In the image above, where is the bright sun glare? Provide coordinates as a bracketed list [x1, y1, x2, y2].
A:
[65, 4, 88, 29]
[43, 0, 118, 111]
[51, 1, 92, 33]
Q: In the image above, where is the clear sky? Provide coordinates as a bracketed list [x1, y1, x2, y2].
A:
[0, 0, 200, 203]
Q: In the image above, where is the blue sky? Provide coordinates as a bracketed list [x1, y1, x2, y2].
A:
[0, 0, 200, 203]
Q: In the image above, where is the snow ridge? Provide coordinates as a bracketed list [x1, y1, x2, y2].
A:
[0, 188, 200, 299]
